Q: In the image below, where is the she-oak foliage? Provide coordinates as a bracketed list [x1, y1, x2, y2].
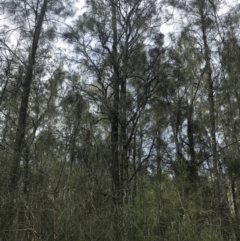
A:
[0, 0, 240, 240]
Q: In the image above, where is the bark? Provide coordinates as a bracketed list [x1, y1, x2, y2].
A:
[138, 122, 143, 196]
[120, 27, 129, 204]
[231, 179, 240, 241]
[156, 128, 162, 174]
[199, 0, 220, 203]
[187, 103, 197, 181]
[171, 102, 182, 178]
[23, 147, 30, 195]
[2, 0, 48, 234]
[110, 0, 121, 204]
[231, 180, 238, 219]
[132, 132, 137, 200]
[10, 0, 48, 188]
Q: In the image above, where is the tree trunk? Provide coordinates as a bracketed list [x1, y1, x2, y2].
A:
[10, 0, 48, 188]
[110, 0, 121, 204]
[4, 0, 48, 233]
[120, 31, 129, 204]
[187, 103, 197, 182]
[156, 128, 162, 174]
[200, 0, 220, 206]
[132, 132, 137, 200]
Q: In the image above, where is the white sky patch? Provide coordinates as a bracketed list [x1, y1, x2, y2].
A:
[76, 0, 86, 9]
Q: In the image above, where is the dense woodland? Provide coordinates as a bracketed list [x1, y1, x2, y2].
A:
[1, 0, 240, 240]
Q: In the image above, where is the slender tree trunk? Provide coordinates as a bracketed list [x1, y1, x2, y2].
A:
[23, 147, 30, 195]
[231, 179, 240, 241]
[200, 1, 220, 205]
[156, 128, 162, 174]
[132, 132, 137, 200]
[10, 0, 48, 188]
[171, 104, 182, 178]
[187, 103, 197, 182]
[3, 0, 48, 234]
[120, 34, 129, 204]
[138, 122, 143, 197]
[110, 0, 121, 204]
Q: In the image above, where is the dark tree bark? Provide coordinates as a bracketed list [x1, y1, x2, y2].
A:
[10, 0, 48, 188]
[199, 2, 219, 198]
[187, 103, 197, 182]
[110, 0, 121, 204]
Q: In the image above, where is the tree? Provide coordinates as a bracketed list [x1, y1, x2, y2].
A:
[0, 0, 74, 236]
[63, 0, 162, 204]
